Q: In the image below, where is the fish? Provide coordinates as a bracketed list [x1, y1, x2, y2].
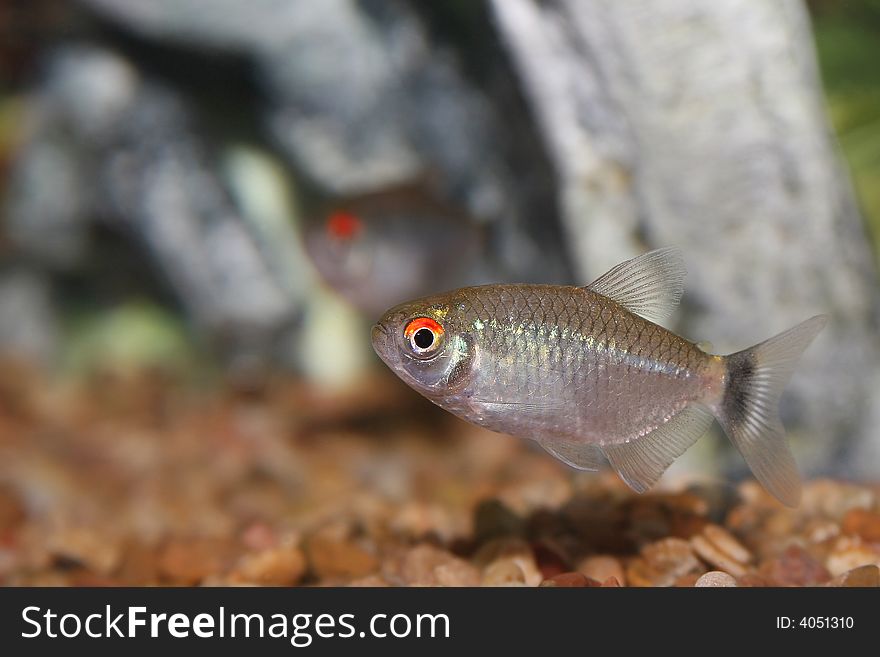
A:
[303, 181, 489, 317]
[371, 247, 827, 506]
